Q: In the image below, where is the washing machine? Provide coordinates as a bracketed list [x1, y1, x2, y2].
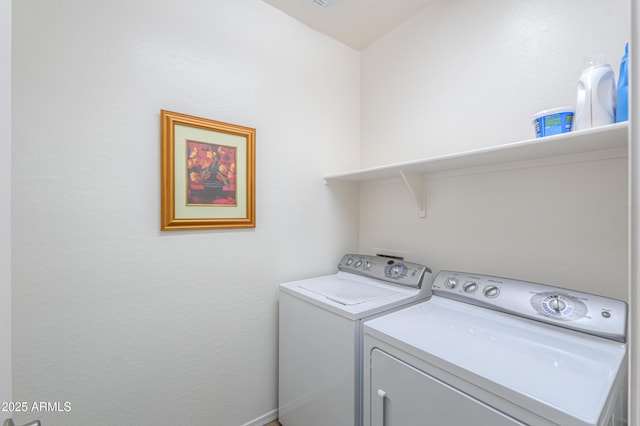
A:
[278, 254, 432, 426]
[363, 270, 628, 426]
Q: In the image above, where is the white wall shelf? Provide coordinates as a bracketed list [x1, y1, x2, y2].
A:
[324, 122, 628, 217]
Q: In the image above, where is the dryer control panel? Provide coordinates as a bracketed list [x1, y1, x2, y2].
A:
[338, 254, 431, 289]
[432, 270, 627, 342]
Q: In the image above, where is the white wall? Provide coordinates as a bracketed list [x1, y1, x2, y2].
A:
[362, 0, 630, 166]
[359, 0, 630, 300]
[1, 0, 12, 411]
[11, 1, 360, 425]
[629, 0, 639, 423]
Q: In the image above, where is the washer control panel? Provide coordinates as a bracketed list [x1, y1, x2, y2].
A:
[432, 270, 627, 342]
[338, 254, 431, 289]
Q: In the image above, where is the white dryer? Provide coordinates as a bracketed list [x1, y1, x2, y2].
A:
[363, 270, 628, 426]
[278, 254, 432, 426]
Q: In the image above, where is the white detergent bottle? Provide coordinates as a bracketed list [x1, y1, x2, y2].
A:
[574, 55, 616, 131]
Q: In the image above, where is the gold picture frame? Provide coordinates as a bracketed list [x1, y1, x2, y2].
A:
[160, 110, 256, 230]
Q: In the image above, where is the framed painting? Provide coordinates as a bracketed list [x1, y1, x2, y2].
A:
[160, 110, 256, 230]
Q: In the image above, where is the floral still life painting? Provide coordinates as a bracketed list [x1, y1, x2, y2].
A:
[187, 141, 237, 206]
[161, 110, 255, 230]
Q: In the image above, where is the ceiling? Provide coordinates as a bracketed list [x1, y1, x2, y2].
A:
[262, 0, 433, 50]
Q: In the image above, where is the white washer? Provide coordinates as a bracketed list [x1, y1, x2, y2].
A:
[363, 270, 628, 426]
[278, 254, 432, 426]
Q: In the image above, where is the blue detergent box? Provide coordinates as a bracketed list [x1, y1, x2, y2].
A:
[533, 107, 574, 138]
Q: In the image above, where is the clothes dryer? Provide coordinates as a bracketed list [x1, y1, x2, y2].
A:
[363, 270, 628, 426]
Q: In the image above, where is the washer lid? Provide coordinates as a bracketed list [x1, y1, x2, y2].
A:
[280, 272, 428, 320]
[300, 278, 396, 305]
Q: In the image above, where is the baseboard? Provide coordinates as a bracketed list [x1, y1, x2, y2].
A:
[239, 408, 278, 426]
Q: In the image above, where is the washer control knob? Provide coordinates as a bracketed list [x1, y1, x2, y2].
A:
[387, 263, 405, 277]
[354, 259, 363, 268]
[444, 277, 458, 289]
[345, 257, 354, 266]
[483, 285, 500, 298]
[364, 260, 372, 270]
[463, 281, 478, 293]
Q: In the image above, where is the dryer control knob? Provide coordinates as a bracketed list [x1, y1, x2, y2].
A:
[548, 295, 566, 313]
[444, 277, 458, 289]
[483, 285, 500, 298]
[463, 281, 478, 293]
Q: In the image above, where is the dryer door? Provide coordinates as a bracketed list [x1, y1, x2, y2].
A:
[370, 349, 524, 426]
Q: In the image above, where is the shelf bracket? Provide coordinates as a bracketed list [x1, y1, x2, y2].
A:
[399, 170, 426, 218]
